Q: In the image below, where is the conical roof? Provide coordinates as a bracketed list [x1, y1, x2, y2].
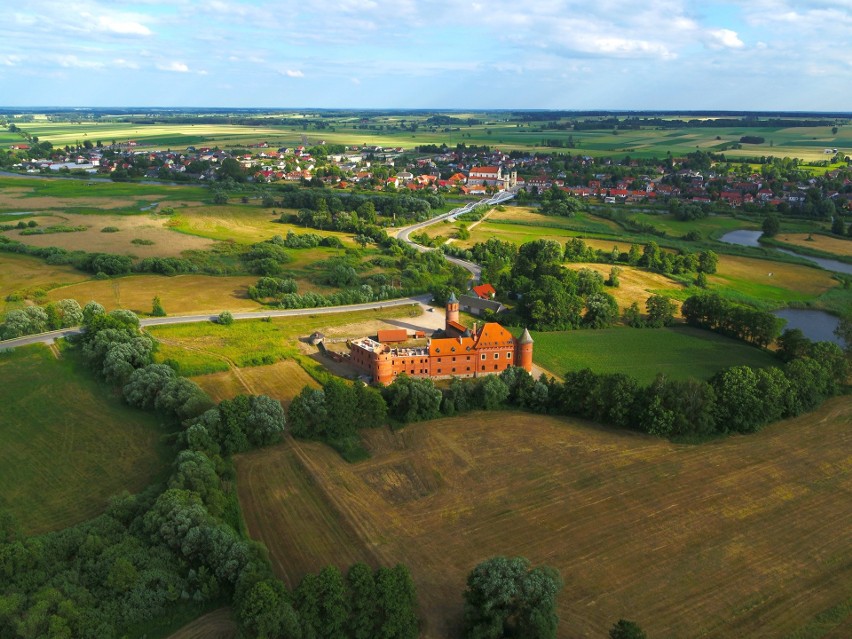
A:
[447, 291, 458, 303]
[518, 327, 534, 344]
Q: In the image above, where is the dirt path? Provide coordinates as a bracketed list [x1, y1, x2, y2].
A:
[443, 207, 494, 246]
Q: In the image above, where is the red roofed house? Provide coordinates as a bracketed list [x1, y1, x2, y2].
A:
[472, 283, 496, 299]
[348, 293, 532, 385]
[467, 166, 517, 190]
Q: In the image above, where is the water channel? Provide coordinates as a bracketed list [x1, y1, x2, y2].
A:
[718, 230, 852, 275]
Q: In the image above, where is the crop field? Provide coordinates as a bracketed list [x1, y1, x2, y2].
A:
[2, 211, 216, 258]
[774, 233, 852, 258]
[236, 401, 852, 638]
[0, 345, 169, 534]
[147, 305, 421, 369]
[463, 220, 586, 246]
[491, 206, 622, 233]
[191, 359, 318, 405]
[47, 274, 264, 315]
[563, 263, 685, 311]
[709, 254, 838, 305]
[530, 326, 778, 383]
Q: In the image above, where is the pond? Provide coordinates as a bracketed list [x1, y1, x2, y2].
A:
[719, 230, 852, 275]
[774, 309, 846, 347]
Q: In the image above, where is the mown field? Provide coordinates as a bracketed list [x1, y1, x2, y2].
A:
[563, 263, 685, 312]
[0, 253, 89, 314]
[166, 609, 237, 639]
[0, 345, 170, 534]
[530, 326, 778, 384]
[236, 401, 852, 638]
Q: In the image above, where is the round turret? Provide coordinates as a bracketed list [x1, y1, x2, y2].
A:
[446, 292, 459, 330]
[516, 327, 534, 372]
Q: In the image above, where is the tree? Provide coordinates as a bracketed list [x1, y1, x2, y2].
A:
[217, 310, 234, 325]
[622, 301, 644, 328]
[123, 364, 176, 409]
[762, 213, 781, 237]
[776, 328, 811, 362]
[375, 565, 419, 639]
[697, 250, 718, 274]
[831, 216, 846, 236]
[610, 619, 647, 639]
[463, 556, 562, 639]
[151, 296, 166, 317]
[348, 563, 377, 639]
[583, 292, 619, 329]
[645, 294, 677, 328]
[606, 266, 621, 287]
[835, 313, 852, 355]
[694, 271, 708, 288]
[383, 375, 442, 424]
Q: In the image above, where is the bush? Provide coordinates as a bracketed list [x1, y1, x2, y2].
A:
[101, 226, 120, 233]
[217, 310, 234, 325]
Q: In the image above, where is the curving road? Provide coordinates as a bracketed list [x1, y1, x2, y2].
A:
[0, 295, 432, 351]
[395, 192, 515, 281]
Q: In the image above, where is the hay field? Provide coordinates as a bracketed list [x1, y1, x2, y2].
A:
[237, 401, 852, 638]
[46, 274, 263, 315]
[0, 345, 169, 534]
[192, 359, 318, 405]
[775, 233, 852, 258]
[564, 263, 684, 311]
[2, 212, 215, 257]
[490, 206, 622, 233]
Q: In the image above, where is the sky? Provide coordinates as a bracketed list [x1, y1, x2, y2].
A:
[1, 0, 851, 110]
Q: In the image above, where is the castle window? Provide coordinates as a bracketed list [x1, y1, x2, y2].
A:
[494, 353, 499, 360]
[507, 352, 512, 359]
[494, 365, 498, 370]
[481, 354, 486, 361]
[435, 348, 440, 353]
[451, 347, 456, 352]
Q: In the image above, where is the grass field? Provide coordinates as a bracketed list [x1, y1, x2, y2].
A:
[0, 253, 89, 312]
[147, 305, 422, 370]
[191, 359, 319, 405]
[0, 345, 170, 534]
[708, 254, 838, 306]
[47, 274, 264, 315]
[774, 233, 852, 258]
[236, 401, 852, 638]
[625, 211, 761, 237]
[531, 326, 778, 383]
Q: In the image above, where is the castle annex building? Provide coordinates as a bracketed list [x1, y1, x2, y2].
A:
[348, 293, 533, 385]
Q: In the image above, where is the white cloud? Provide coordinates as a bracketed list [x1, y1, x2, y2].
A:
[285, 69, 304, 78]
[0, 55, 24, 66]
[707, 28, 744, 49]
[112, 58, 140, 69]
[96, 15, 152, 36]
[158, 61, 190, 72]
[57, 55, 104, 69]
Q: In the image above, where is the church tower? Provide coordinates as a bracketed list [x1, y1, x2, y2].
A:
[516, 327, 534, 372]
[445, 291, 459, 331]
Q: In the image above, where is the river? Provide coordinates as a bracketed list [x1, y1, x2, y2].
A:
[774, 309, 845, 347]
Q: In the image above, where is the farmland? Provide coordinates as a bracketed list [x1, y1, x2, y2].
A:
[0, 345, 170, 534]
[236, 401, 852, 638]
[773, 233, 852, 258]
[529, 326, 779, 384]
[15, 116, 852, 162]
[563, 263, 685, 311]
[192, 359, 319, 405]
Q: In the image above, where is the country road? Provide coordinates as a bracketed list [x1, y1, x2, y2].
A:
[395, 191, 515, 280]
[0, 295, 432, 351]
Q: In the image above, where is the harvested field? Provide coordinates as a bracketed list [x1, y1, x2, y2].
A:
[775, 233, 852, 258]
[192, 359, 318, 405]
[564, 263, 684, 311]
[2, 212, 215, 257]
[166, 608, 237, 639]
[237, 401, 852, 638]
[46, 274, 263, 315]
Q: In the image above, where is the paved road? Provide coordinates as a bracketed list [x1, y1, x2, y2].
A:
[0, 295, 432, 351]
[395, 192, 515, 281]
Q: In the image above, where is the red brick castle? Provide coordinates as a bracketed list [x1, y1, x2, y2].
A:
[348, 293, 533, 385]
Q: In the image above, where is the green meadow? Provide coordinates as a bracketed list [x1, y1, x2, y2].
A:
[0, 345, 170, 534]
[532, 326, 779, 384]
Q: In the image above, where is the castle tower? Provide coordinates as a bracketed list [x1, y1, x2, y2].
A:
[516, 327, 534, 372]
[446, 291, 459, 331]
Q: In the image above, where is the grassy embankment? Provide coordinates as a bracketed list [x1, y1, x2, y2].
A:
[0, 344, 170, 534]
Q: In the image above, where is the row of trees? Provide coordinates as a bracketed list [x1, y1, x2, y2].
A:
[681, 292, 785, 347]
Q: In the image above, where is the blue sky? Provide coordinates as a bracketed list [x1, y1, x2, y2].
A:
[1, 1, 851, 110]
